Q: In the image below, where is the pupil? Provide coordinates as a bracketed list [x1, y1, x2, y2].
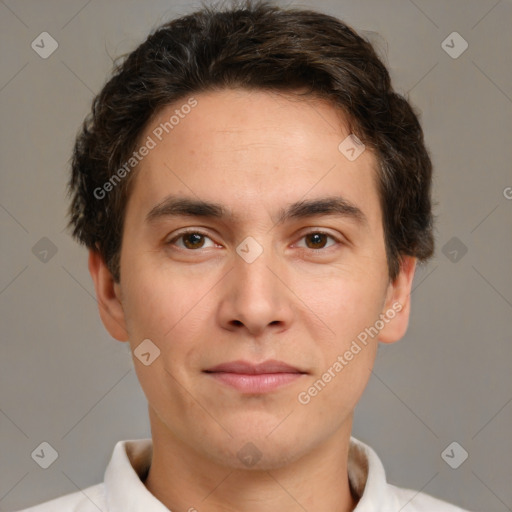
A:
[308, 233, 325, 248]
[185, 233, 203, 248]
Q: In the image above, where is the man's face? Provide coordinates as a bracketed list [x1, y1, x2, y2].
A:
[98, 88, 411, 469]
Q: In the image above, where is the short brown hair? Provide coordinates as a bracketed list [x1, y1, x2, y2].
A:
[68, 0, 434, 283]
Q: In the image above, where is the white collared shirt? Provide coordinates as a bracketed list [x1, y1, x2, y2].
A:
[16, 437, 471, 511]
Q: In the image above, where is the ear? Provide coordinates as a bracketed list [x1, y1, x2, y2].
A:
[88, 248, 129, 342]
[378, 255, 417, 344]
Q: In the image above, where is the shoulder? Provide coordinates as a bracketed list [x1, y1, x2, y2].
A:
[389, 483, 472, 512]
[13, 483, 106, 512]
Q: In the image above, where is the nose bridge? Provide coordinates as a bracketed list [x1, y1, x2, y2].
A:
[219, 233, 292, 333]
[234, 234, 280, 300]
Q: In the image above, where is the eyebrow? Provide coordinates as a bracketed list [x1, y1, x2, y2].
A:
[145, 194, 368, 228]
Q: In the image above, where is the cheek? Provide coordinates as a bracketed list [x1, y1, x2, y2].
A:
[121, 265, 213, 362]
[121, 265, 179, 342]
[327, 346, 377, 411]
[295, 273, 384, 399]
[297, 271, 386, 340]
[298, 331, 378, 416]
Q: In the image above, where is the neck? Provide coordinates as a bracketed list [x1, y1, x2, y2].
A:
[143, 408, 359, 512]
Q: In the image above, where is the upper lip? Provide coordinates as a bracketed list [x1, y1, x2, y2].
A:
[204, 359, 305, 374]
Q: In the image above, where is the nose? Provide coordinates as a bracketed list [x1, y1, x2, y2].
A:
[216, 242, 294, 338]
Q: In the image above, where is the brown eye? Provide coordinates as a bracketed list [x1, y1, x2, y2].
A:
[168, 231, 215, 250]
[182, 233, 205, 249]
[298, 232, 338, 250]
[305, 233, 329, 249]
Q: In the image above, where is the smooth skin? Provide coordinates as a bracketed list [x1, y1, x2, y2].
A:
[89, 88, 416, 512]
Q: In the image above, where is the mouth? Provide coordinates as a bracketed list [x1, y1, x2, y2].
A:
[203, 359, 307, 393]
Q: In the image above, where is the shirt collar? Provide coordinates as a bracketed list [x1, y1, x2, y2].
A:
[104, 438, 169, 512]
[104, 436, 395, 511]
[348, 436, 398, 511]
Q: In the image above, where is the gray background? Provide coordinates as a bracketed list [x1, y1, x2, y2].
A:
[1, 0, 511, 510]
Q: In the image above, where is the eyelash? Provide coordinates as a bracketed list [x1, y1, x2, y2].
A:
[166, 229, 342, 252]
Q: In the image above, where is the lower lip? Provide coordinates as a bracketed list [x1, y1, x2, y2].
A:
[206, 372, 304, 393]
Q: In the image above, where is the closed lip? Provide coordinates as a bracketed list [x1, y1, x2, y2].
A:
[204, 359, 306, 374]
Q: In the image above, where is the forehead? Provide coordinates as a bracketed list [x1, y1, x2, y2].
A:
[127, 88, 382, 231]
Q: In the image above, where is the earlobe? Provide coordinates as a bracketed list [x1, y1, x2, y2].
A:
[88, 249, 129, 342]
[378, 256, 417, 344]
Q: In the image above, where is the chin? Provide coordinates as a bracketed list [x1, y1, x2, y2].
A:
[206, 426, 310, 471]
